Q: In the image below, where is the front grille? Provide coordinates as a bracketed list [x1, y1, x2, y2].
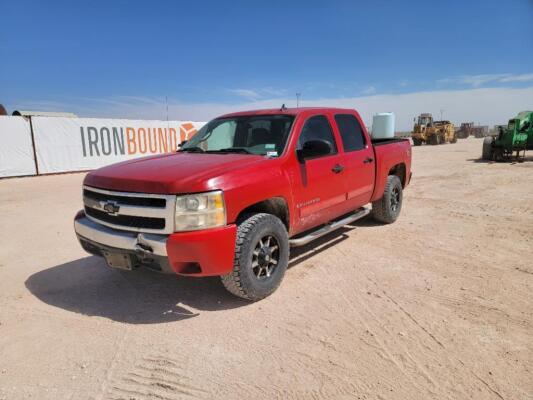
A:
[83, 186, 176, 234]
[83, 189, 166, 208]
[85, 207, 166, 230]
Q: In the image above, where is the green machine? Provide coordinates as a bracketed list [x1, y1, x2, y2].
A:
[482, 111, 533, 161]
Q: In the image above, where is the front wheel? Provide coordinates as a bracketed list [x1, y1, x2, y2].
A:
[372, 175, 403, 224]
[221, 213, 289, 301]
[482, 137, 494, 160]
[429, 135, 439, 145]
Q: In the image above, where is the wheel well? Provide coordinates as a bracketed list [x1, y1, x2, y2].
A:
[236, 197, 290, 229]
[389, 163, 406, 187]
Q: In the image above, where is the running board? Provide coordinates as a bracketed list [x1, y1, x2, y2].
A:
[289, 207, 370, 247]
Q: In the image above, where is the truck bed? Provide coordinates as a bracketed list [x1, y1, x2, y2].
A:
[370, 137, 411, 202]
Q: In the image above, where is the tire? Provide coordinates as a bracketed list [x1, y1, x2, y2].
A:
[451, 134, 457, 143]
[482, 137, 494, 160]
[429, 135, 439, 145]
[493, 148, 504, 162]
[412, 138, 422, 146]
[221, 213, 289, 301]
[372, 175, 403, 224]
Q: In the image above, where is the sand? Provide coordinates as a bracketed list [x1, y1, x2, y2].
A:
[0, 137, 531, 400]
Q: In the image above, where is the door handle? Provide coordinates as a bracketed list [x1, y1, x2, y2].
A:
[363, 157, 374, 164]
[331, 164, 344, 174]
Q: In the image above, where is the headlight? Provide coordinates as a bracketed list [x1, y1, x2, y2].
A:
[174, 190, 226, 231]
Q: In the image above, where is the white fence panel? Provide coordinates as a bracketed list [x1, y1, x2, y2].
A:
[0, 116, 36, 177]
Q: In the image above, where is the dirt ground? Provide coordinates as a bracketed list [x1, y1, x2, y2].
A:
[0, 137, 531, 400]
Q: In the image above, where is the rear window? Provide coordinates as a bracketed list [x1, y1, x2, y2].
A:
[335, 114, 366, 152]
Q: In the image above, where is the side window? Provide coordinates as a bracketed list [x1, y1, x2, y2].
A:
[298, 115, 337, 155]
[335, 114, 366, 152]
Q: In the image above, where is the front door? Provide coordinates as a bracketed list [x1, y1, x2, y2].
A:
[291, 114, 347, 232]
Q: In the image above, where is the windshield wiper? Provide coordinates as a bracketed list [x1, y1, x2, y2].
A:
[179, 146, 205, 153]
[208, 147, 253, 154]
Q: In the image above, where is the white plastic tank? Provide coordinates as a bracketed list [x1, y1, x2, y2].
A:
[372, 112, 395, 139]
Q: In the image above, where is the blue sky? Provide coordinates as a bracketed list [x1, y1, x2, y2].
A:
[1, 0, 532, 127]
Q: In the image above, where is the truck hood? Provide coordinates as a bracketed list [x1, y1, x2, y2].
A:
[84, 152, 266, 194]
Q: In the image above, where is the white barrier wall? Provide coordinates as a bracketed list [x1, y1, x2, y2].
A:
[32, 117, 206, 174]
[0, 117, 37, 177]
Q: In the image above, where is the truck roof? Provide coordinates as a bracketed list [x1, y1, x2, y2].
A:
[219, 107, 358, 118]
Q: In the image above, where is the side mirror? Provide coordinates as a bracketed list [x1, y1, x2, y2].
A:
[297, 139, 332, 161]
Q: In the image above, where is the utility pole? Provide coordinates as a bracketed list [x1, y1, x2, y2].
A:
[296, 93, 301, 108]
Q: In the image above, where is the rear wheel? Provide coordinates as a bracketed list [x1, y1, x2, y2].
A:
[221, 213, 289, 301]
[482, 137, 494, 160]
[372, 175, 403, 224]
[412, 138, 422, 146]
[451, 134, 457, 143]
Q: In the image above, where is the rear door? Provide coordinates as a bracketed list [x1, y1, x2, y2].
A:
[334, 113, 375, 207]
[291, 114, 347, 230]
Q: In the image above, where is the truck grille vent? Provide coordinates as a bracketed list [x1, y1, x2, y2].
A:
[83, 189, 166, 208]
[82, 186, 176, 234]
[85, 207, 166, 230]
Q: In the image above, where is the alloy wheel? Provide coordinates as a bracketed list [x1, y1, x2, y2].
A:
[252, 235, 280, 280]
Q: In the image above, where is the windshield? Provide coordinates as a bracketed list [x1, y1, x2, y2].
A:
[418, 116, 432, 126]
[181, 115, 295, 156]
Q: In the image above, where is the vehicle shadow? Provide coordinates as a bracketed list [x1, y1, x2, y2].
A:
[25, 218, 375, 324]
[288, 218, 384, 269]
[25, 256, 247, 324]
[467, 158, 495, 164]
[288, 226, 352, 269]
[467, 155, 533, 164]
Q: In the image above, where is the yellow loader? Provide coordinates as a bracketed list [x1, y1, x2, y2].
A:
[411, 113, 456, 145]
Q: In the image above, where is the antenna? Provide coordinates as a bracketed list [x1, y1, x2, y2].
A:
[440, 109, 444, 121]
[166, 96, 169, 122]
[296, 92, 301, 108]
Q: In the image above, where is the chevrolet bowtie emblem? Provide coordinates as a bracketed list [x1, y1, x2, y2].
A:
[101, 200, 120, 215]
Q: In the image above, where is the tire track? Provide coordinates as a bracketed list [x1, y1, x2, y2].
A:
[366, 276, 445, 349]
[410, 196, 533, 216]
[366, 276, 510, 400]
[323, 255, 447, 399]
[106, 354, 209, 400]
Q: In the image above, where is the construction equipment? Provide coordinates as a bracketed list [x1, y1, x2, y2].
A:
[482, 111, 533, 161]
[472, 125, 489, 138]
[411, 113, 456, 146]
[456, 123, 489, 139]
[456, 122, 474, 139]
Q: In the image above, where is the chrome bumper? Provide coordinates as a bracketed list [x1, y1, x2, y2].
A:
[74, 215, 168, 256]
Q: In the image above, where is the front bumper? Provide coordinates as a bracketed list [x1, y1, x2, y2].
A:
[74, 211, 237, 276]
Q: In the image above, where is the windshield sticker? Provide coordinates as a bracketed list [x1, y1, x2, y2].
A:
[265, 143, 276, 149]
[266, 151, 278, 157]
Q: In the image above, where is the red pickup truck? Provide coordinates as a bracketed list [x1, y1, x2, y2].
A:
[74, 107, 411, 300]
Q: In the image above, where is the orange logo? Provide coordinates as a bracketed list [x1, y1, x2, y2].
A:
[180, 123, 197, 142]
